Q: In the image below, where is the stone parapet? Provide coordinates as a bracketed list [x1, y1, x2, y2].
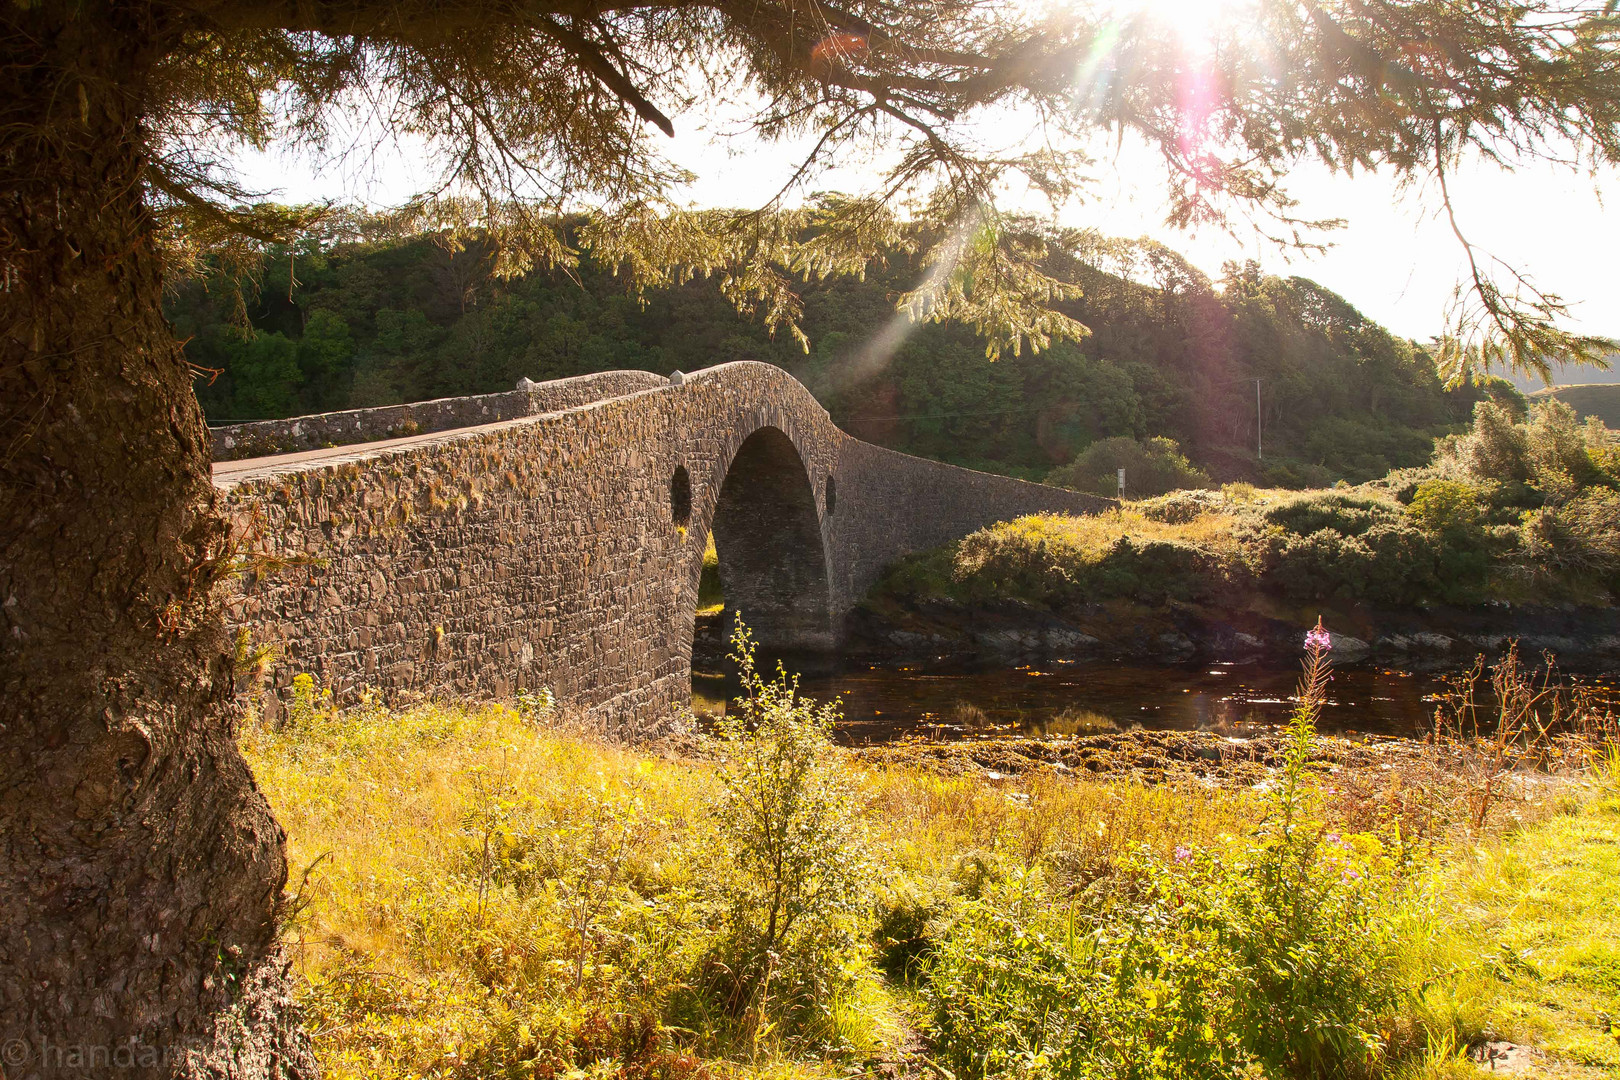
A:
[209, 370, 668, 459]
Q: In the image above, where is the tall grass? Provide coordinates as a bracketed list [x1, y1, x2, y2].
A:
[244, 691, 1263, 1078]
[246, 696, 724, 1078]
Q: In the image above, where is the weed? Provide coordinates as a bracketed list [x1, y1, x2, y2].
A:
[1429, 644, 1620, 836]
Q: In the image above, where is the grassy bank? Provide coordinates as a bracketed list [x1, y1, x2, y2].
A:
[1409, 776, 1620, 1079]
[245, 698, 1251, 1078]
[244, 642, 1618, 1080]
[874, 398, 1620, 618]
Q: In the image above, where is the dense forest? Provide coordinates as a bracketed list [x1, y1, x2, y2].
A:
[172, 216, 1504, 485]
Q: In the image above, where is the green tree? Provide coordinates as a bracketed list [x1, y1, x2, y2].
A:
[295, 308, 355, 410]
[1047, 435, 1212, 498]
[228, 331, 302, 418]
[9, 2, 1620, 1076]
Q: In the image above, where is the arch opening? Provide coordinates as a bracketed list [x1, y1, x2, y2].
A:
[670, 465, 692, 525]
[705, 426, 835, 654]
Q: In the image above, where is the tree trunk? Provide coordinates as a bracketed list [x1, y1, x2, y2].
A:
[0, 7, 315, 1078]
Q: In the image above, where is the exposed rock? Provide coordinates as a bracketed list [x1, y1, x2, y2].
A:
[1046, 628, 1102, 653]
[1155, 631, 1197, 660]
[1469, 1041, 1541, 1074]
[1327, 632, 1371, 659]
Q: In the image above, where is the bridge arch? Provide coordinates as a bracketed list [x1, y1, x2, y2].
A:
[700, 424, 835, 653]
[214, 362, 1113, 729]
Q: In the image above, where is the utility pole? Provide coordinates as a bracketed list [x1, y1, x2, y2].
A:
[1255, 378, 1263, 460]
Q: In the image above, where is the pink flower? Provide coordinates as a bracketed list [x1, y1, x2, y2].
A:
[1324, 831, 1340, 844]
[1174, 845, 1193, 862]
[1343, 868, 1361, 881]
[1304, 617, 1332, 653]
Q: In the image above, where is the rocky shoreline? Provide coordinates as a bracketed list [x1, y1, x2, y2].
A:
[849, 727, 1444, 787]
[835, 595, 1620, 669]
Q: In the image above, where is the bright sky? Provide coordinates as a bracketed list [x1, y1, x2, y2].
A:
[230, 0, 1620, 356]
[666, 126, 1620, 345]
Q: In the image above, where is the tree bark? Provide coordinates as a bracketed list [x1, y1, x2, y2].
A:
[0, 6, 315, 1077]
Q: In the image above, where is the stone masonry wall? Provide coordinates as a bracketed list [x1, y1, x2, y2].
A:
[215, 362, 1112, 732]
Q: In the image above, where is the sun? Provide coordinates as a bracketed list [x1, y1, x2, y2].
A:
[1114, 0, 1254, 50]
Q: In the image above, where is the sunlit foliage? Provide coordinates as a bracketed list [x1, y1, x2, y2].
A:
[42, 0, 1620, 374]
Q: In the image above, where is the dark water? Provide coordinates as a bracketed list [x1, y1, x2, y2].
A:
[692, 656, 1464, 745]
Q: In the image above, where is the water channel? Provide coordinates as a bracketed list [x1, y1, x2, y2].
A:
[692, 656, 1451, 743]
[692, 654, 1620, 745]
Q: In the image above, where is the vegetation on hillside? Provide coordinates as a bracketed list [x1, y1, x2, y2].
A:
[244, 623, 1619, 1080]
[173, 223, 1498, 485]
[877, 398, 1620, 612]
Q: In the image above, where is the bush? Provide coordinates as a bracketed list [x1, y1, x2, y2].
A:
[1046, 436, 1211, 498]
[1520, 488, 1620, 578]
[1436, 400, 1531, 487]
[1435, 398, 1616, 505]
[950, 512, 1241, 606]
[870, 881, 942, 982]
[1408, 479, 1485, 536]
[1261, 489, 1407, 538]
[1135, 488, 1228, 524]
[1260, 458, 1341, 490]
[698, 618, 874, 1049]
[924, 632, 1406, 1079]
[1256, 522, 1439, 605]
[1524, 399, 1605, 498]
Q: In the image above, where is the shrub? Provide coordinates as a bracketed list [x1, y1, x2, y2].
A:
[699, 618, 873, 1049]
[1259, 521, 1444, 605]
[1046, 435, 1211, 498]
[1434, 398, 1618, 507]
[951, 512, 1241, 606]
[1408, 479, 1485, 536]
[1261, 489, 1407, 538]
[924, 628, 1407, 1079]
[870, 881, 942, 982]
[1520, 488, 1620, 578]
[1136, 487, 1228, 524]
[1524, 398, 1605, 498]
[1436, 400, 1531, 486]
[1369, 465, 1445, 503]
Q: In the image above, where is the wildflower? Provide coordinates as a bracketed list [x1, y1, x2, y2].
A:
[1343, 868, 1361, 881]
[1304, 616, 1332, 654]
[1324, 831, 1340, 844]
[1174, 845, 1192, 862]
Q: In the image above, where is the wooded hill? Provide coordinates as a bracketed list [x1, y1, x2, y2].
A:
[172, 218, 1503, 486]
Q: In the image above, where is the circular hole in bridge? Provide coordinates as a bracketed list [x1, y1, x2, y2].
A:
[825, 474, 837, 515]
[670, 465, 692, 525]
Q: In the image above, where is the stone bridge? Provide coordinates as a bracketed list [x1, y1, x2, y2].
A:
[214, 362, 1111, 731]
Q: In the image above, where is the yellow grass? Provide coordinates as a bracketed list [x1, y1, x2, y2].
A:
[243, 697, 1257, 1079]
[1406, 757, 1620, 1078]
[243, 690, 1619, 1080]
